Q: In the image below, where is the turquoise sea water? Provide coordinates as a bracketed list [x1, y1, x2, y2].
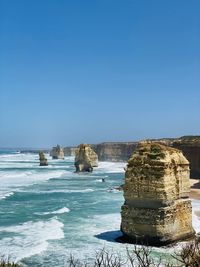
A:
[0, 150, 199, 266]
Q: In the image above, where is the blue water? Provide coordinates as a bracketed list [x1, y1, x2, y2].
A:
[0, 150, 199, 266]
[0, 150, 128, 266]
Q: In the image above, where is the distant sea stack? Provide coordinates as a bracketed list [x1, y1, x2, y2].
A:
[39, 152, 48, 166]
[121, 142, 195, 246]
[75, 144, 98, 172]
[50, 145, 64, 159]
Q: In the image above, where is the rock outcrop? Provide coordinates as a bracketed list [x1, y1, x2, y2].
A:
[121, 142, 195, 246]
[75, 144, 98, 172]
[51, 136, 200, 178]
[39, 152, 48, 166]
[50, 145, 64, 159]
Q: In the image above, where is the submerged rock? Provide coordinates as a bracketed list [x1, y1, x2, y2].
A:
[75, 144, 98, 172]
[50, 145, 64, 159]
[39, 152, 48, 166]
[121, 142, 195, 246]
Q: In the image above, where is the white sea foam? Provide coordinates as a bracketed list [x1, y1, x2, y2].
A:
[0, 191, 14, 200]
[37, 207, 70, 215]
[95, 162, 126, 174]
[107, 188, 121, 193]
[0, 169, 68, 204]
[0, 170, 67, 187]
[0, 218, 64, 262]
[192, 199, 200, 234]
[31, 188, 95, 194]
[0, 153, 36, 161]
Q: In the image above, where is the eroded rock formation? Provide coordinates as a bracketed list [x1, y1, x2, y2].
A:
[75, 144, 98, 172]
[172, 136, 200, 178]
[39, 152, 48, 166]
[121, 142, 195, 246]
[92, 142, 137, 162]
[50, 145, 64, 159]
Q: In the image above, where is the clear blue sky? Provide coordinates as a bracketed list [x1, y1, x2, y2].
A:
[0, 0, 200, 148]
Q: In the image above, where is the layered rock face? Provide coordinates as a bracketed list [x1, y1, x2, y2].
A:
[93, 142, 137, 162]
[121, 142, 195, 246]
[39, 152, 48, 166]
[50, 145, 64, 159]
[64, 147, 77, 156]
[172, 136, 200, 178]
[75, 144, 98, 172]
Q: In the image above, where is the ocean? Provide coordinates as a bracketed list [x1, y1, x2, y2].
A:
[0, 150, 199, 266]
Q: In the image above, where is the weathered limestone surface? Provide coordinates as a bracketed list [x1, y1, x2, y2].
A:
[121, 142, 195, 246]
[75, 144, 98, 172]
[39, 152, 48, 166]
[92, 142, 137, 162]
[172, 136, 200, 178]
[50, 145, 64, 159]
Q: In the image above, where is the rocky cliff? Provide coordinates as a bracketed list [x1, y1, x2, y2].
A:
[171, 136, 200, 178]
[58, 136, 200, 178]
[75, 144, 98, 172]
[39, 152, 48, 166]
[64, 147, 77, 156]
[92, 142, 137, 162]
[50, 145, 65, 159]
[121, 142, 195, 246]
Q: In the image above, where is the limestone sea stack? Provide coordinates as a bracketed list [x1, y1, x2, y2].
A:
[75, 144, 98, 172]
[50, 145, 65, 159]
[39, 152, 48, 166]
[121, 142, 195, 246]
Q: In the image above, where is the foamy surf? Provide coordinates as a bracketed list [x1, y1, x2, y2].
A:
[29, 188, 95, 194]
[192, 199, 200, 234]
[0, 191, 14, 200]
[0, 169, 67, 187]
[95, 162, 126, 174]
[0, 218, 64, 262]
[37, 207, 70, 215]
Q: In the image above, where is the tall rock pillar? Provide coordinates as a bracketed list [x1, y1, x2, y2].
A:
[121, 142, 195, 246]
[75, 144, 98, 172]
[39, 152, 48, 166]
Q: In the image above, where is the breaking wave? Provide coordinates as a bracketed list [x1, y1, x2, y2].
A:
[0, 218, 64, 262]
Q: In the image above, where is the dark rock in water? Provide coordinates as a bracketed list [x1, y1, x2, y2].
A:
[107, 185, 123, 193]
[75, 144, 98, 172]
[50, 145, 64, 159]
[121, 142, 195, 246]
[39, 151, 48, 166]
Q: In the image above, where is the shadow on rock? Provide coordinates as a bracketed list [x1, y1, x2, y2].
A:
[95, 230, 122, 243]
